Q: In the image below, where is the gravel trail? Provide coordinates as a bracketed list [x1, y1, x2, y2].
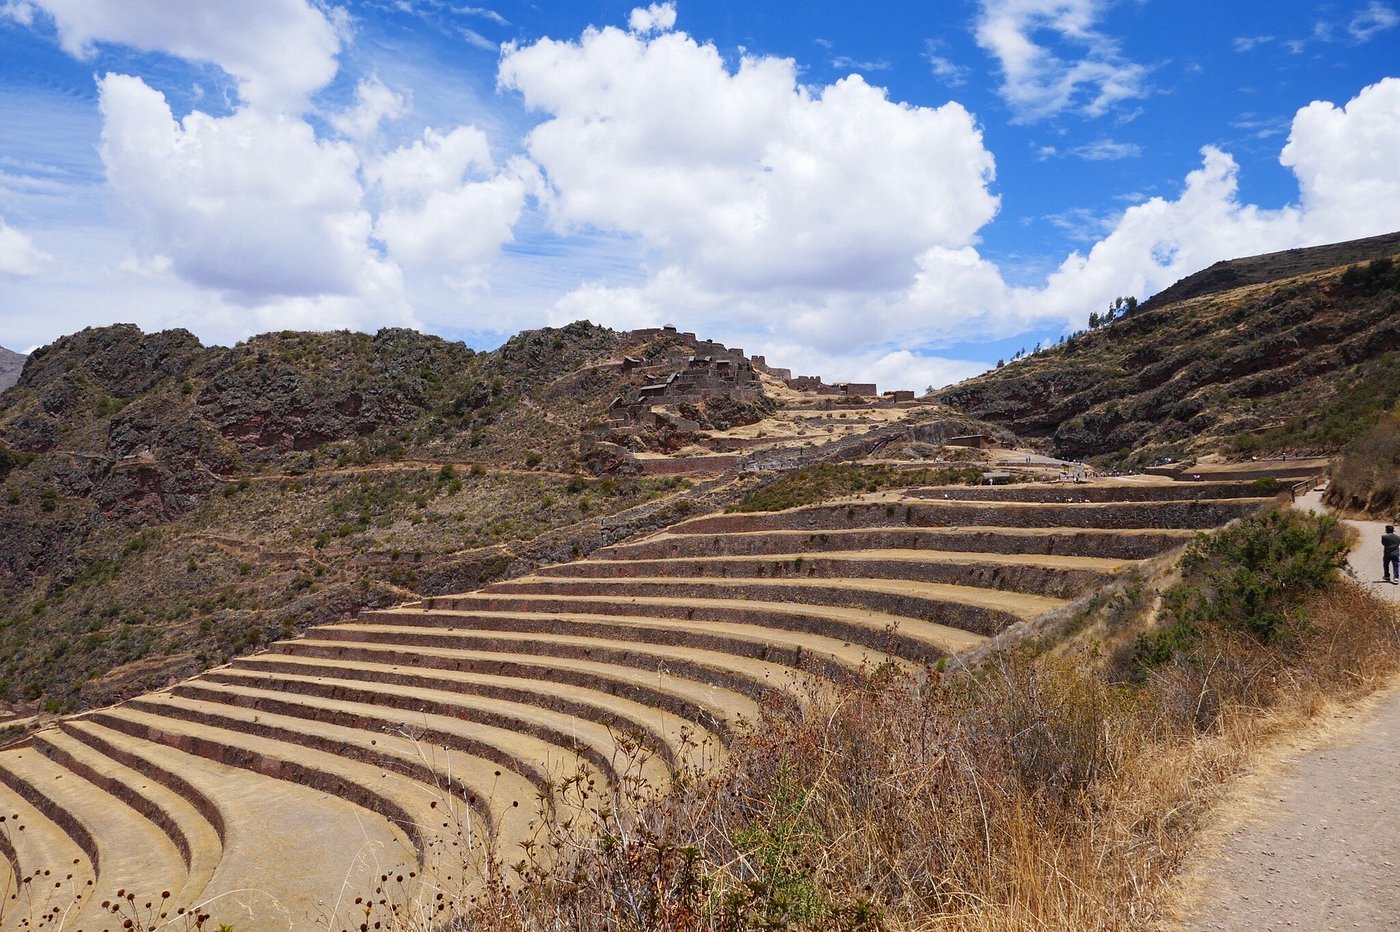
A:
[1181, 489, 1400, 931]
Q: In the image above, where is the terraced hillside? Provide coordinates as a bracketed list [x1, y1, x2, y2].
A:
[0, 475, 1279, 929]
[937, 234, 1400, 463]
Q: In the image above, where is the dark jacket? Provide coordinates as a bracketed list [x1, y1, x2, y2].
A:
[1383, 532, 1400, 557]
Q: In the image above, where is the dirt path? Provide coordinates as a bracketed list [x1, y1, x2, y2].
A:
[1179, 489, 1400, 931]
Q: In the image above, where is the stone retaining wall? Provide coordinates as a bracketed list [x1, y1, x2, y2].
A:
[902, 481, 1264, 503]
[534, 555, 1112, 600]
[675, 498, 1267, 533]
[597, 527, 1192, 561]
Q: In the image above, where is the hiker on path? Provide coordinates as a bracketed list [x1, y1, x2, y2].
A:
[1384, 524, 1400, 584]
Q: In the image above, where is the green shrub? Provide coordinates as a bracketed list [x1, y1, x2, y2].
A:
[1130, 507, 1348, 675]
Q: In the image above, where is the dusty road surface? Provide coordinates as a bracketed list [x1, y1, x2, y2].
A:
[1180, 489, 1400, 931]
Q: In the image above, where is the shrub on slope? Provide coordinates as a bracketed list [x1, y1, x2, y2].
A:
[338, 508, 1398, 931]
[1325, 405, 1400, 516]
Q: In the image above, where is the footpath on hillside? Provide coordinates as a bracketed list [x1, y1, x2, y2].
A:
[1180, 489, 1400, 931]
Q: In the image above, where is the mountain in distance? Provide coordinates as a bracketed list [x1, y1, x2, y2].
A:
[3, 230, 1399, 716]
[0, 345, 25, 391]
[939, 231, 1400, 465]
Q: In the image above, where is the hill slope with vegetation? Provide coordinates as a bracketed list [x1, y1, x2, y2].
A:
[938, 233, 1400, 465]
[0, 321, 729, 712]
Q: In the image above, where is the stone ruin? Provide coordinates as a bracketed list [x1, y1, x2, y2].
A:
[581, 329, 765, 454]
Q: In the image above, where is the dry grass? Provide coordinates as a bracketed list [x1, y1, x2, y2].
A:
[397, 520, 1400, 931]
[1326, 406, 1400, 517]
[9, 517, 1397, 932]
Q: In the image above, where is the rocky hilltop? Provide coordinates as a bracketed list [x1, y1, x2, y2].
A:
[939, 232, 1400, 464]
[1, 320, 969, 714]
[0, 321, 665, 710]
[0, 345, 25, 391]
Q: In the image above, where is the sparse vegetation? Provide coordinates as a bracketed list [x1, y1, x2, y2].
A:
[1325, 402, 1400, 515]
[382, 507, 1399, 931]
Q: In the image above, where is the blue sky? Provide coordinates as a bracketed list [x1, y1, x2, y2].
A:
[0, 1, 1397, 390]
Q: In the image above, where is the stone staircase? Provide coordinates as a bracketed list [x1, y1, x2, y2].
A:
[0, 479, 1275, 929]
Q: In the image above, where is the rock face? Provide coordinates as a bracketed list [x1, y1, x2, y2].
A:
[0, 320, 641, 711]
[939, 235, 1400, 462]
[0, 345, 25, 391]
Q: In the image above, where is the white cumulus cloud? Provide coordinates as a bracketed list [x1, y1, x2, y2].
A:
[330, 76, 409, 141]
[1279, 77, 1400, 242]
[628, 2, 677, 34]
[0, 217, 50, 278]
[23, 0, 343, 112]
[500, 20, 998, 294]
[369, 126, 535, 277]
[98, 73, 390, 303]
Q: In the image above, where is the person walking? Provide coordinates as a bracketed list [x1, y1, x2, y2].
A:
[1383, 524, 1400, 584]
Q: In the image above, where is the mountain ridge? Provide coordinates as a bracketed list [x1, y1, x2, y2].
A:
[939, 231, 1400, 464]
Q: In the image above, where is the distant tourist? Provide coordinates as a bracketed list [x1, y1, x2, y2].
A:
[1383, 525, 1400, 584]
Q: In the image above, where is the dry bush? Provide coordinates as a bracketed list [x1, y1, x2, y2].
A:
[405, 516, 1400, 932]
[1326, 408, 1400, 516]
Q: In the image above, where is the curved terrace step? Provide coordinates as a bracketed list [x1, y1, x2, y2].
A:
[168, 677, 638, 802]
[199, 665, 705, 781]
[268, 638, 760, 737]
[227, 651, 726, 762]
[113, 692, 538, 854]
[295, 624, 829, 704]
[464, 577, 1060, 638]
[667, 497, 1269, 534]
[59, 718, 411, 930]
[1, 740, 188, 928]
[367, 603, 986, 668]
[84, 705, 447, 868]
[530, 550, 1126, 599]
[595, 526, 1196, 561]
[898, 480, 1265, 503]
[31, 726, 220, 910]
[0, 753, 96, 925]
[0, 748, 99, 880]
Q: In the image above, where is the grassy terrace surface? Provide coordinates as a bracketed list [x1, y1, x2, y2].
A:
[0, 478, 1275, 929]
